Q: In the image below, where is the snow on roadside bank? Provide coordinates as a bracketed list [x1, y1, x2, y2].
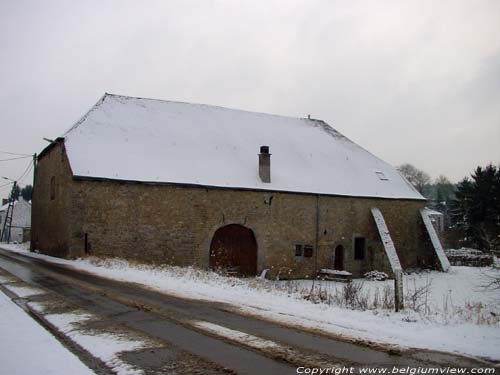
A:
[28, 303, 149, 375]
[2, 243, 500, 361]
[0, 290, 96, 375]
[3, 284, 46, 298]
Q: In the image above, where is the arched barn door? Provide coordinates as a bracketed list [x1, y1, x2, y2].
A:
[334, 245, 344, 271]
[209, 224, 257, 277]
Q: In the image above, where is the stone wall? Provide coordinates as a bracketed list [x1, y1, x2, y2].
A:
[69, 179, 432, 278]
[33, 142, 435, 278]
[31, 141, 73, 257]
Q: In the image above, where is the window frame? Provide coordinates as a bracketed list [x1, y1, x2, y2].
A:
[294, 244, 303, 257]
[303, 245, 314, 258]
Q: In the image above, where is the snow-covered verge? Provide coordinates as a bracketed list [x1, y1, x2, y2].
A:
[0, 289, 96, 375]
[280, 267, 500, 325]
[2, 243, 500, 361]
[27, 303, 150, 375]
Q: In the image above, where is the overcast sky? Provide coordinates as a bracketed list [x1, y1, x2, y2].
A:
[1, 0, 499, 199]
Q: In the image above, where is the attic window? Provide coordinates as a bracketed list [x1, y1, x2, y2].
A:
[375, 171, 389, 181]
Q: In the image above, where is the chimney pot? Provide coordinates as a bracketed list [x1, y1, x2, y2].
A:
[258, 146, 271, 183]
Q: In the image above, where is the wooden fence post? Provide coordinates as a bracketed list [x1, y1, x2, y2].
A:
[394, 269, 404, 312]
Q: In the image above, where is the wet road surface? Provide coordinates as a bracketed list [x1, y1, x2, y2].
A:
[0, 248, 494, 374]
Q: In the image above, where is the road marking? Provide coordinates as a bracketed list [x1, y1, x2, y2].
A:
[3, 284, 46, 297]
[191, 320, 282, 350]
[190, 320, 345, 369]
[0, 275, 16, 283]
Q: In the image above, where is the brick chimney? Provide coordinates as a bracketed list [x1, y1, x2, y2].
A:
[259, 146, 271, 183]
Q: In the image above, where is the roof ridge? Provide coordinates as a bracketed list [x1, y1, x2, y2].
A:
[62, 94, 108, 137]
[104, 92, 330, 126]
[100, 93, 353, 143]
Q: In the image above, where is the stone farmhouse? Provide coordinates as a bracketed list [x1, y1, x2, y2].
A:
[31, 93, 448, 278]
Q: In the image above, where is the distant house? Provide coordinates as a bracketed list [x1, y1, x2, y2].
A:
[0, 199, 31, 243]
[424, 208, 445, 234]
[32, 93, 448, 278]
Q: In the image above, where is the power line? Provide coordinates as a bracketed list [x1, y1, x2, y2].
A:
[0, 184, 13, 192]
[18, 164, 34, 184]
[1, 159, 34, 189]
[0, 155, 32, 162]
[16, 159, 34, 183]
[0, 150, 32, 157]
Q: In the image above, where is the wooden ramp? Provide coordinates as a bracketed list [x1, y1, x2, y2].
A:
[420, 209, 450, 272]
[370, 207, 402, 273]
[371, 207, 404, 311]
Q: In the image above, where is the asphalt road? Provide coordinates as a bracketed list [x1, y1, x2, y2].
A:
[0, 248, 495, 374]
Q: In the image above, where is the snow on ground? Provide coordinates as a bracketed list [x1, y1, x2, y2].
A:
[2, 243, 500, 361]
[282, 266, 500, 323]
[0, 289, 96, 375]
[28, 302, 151, 375]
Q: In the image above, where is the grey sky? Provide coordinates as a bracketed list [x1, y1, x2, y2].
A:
[1, 0, 499, 199]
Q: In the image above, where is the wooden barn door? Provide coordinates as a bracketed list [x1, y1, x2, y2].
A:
[209, 224, 257, 277]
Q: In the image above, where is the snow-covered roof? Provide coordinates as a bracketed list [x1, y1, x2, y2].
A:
[0, 199, 31, 212]
[59, 93, 424, 200]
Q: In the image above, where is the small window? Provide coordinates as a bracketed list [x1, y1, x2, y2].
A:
[303, 245, 314, 258]
[294, 244, 303, 257]
[375, 171, 389, 181]
[354, 237, 365, 260]
[50, 176, 56, 200]
[84, 233, 91, 254]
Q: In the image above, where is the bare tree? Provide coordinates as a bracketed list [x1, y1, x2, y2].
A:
[405, 278, 432, 313]
[397, 163, 431, 193]
[480, 273, 500, 290]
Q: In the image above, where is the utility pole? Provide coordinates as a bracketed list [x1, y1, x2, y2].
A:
[32, 153, 37, 188]
[30, 153, 37, 251]
[1, 179, 17, 243]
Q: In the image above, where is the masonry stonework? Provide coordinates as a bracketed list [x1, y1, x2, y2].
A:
[32, 142, 437, 279]
[31, 141, 73, 257]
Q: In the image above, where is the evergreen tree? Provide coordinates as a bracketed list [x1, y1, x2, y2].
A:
[451, 177, 474, 236]
[452, 164, 500, 249]
[21, 185, 33, 201]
